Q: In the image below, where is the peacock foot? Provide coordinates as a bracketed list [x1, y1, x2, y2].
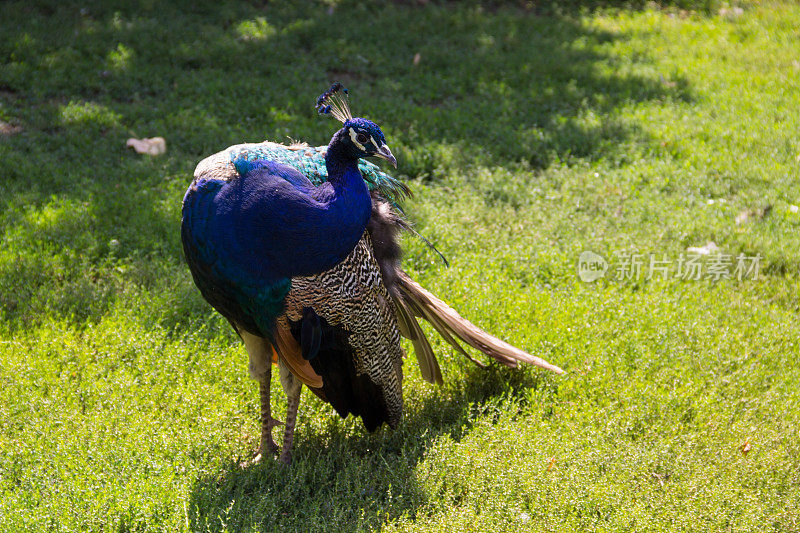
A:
[257, 415, 283, 457]
[239, 417, 285, 468]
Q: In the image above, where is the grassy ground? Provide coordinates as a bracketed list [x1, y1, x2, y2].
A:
[1, 0, 799, 531]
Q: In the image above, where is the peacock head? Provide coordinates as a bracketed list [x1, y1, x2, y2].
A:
[316, 83, 397, 168]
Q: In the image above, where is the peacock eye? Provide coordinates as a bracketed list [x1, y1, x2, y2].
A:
[356, 133, 368, 145]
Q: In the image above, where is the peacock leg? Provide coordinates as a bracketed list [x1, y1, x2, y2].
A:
[257, 366, 281, 458]
[239, 327, 282, 459]
[278, 358, 302, 465]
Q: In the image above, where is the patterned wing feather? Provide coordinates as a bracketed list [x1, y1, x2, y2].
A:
[279, 233, 405, 430]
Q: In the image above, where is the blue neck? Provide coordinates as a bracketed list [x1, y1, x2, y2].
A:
[324, 133, 359, 184]
[301, 141, 371, 272]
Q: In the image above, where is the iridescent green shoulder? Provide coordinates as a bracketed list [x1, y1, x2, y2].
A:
[229, 142, 410, 205]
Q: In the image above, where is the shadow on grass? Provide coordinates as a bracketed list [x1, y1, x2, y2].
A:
[187, 364, 557, 531]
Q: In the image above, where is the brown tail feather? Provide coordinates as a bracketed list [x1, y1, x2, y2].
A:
[398, 291, 490, 368]
[396, 270, 565, 375]
[392, 295, 444, 385]
[397, 281, 518, 368]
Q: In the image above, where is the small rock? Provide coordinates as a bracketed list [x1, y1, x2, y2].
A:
[0, 120, 21, 136]
[719, 6, 744, 19]
[126, 137, 167, 156]
[687, 241, 719, 255]
[735, 204, 772, 225]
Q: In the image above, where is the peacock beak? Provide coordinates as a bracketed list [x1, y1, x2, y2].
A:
[374, 143, 397, 169]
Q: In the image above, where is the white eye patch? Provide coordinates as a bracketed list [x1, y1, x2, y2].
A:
[348, 127, 366, 151]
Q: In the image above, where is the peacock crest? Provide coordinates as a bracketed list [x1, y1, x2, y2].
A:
[315, 82, 352, 122]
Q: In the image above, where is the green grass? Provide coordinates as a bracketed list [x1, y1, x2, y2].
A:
[1, 0, 799, 531]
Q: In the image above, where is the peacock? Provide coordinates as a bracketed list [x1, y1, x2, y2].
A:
[181, 84, 563, 464]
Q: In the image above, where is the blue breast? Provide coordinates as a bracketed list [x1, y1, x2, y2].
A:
[181, 153, 371, 337]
